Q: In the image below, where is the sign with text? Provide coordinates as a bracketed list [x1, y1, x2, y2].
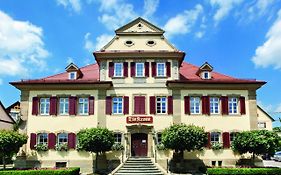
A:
[126, 116, 153, 124]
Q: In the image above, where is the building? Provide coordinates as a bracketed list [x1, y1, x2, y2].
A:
[11, 18, 267, 173]
[6, 101, 21, 122]
[0, 101, 15, 130]
[257, 105, 274, 130]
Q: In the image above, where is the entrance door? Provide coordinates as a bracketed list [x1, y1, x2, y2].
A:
[131, 133, 148, 157]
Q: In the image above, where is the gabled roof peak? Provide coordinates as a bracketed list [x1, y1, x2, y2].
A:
[65, 62, 79, 71]
[199, 62, 213, 71]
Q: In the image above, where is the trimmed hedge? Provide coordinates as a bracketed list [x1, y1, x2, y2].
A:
[207, 168, 281, 175]
[0, 167, 80, 175]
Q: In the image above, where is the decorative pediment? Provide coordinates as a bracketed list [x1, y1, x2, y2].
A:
[115, 17, 164, 35]
[65, 63, 83, 79]
[199, 62, 213, 71]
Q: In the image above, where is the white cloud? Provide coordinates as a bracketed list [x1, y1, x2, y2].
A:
[210, 0, 243, 24]
[143, 0, 159, 18]
[164, 4, 203, 38]
[56, 0, 81, 13]
[95, 34, 113, 50]
[195, 31, 204, 38]
[0, 11, 49, 77]
[252, 9, 281, 69]
[84, 32, 95, 52]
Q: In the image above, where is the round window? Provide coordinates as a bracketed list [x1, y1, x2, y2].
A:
[124, 40, 134, 47]
[146, 40, 156, 46]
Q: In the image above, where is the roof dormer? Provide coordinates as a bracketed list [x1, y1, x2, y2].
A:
[65, 63, 83, 80]
[196, 62, 213, 80]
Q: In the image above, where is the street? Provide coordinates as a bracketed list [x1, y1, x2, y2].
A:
[263, 160, 281, 168]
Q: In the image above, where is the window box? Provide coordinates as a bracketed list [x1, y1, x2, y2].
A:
[111, 143, 124, 151]
[55, 143, 68, 151]
[35, 143, 48, 152]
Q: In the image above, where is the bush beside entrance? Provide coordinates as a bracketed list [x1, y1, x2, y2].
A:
[207, 168, 281, 175]
[0, 168, 80, 175]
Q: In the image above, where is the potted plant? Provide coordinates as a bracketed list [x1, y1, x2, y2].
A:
[35, 143, 48, 152]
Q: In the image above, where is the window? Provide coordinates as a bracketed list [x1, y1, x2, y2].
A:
[229, 97, 238, 114]
[78, 98, 88, 115]
[203, 71, 210, 79]
[211, 132, 220, 144]
[157, 133, 162, 144]
[190, 97, 200, 114]
[114, 63, 123, 77]
[124, 40, 134, 46]
[156, 97, 167, 114]
[114, 133, 122, 143]
[230, 132, 237, 143]
[210, 97, 219, 114]
[59, 98, 69, 115]
[56, 162, 67, 168]
[37, 133, 48, 145]
[156, 63, 165, 77]
[113, 97, 123, 114]
[136, 63, 144, 77]
[258, 122, 266, 129]
[40, 98, 50, 115]
[69, 72, 77, 80]
[146, 40, 156, 46]
[57, 133, 68, 145]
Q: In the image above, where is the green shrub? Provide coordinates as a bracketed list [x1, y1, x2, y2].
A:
[156, 143, 167, 150]
[211, 142, 223, 150]
[35, 144, 48, 152]
[0, 167, 80, 175]
[111, 143, 124, 151]
[207, 168, 281, 175]
[55, 143, 68, 151]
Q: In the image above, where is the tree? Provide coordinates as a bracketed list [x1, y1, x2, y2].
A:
[273, 127, 281, 133]
[77, 127, 114, 172]
[232, 130, 281, 163]
[162, 124, 208, 155]
[0, 130, 27, 169]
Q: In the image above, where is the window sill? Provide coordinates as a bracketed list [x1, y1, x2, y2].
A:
[112, 76, 125, 79]
[154, 76, 167, 79]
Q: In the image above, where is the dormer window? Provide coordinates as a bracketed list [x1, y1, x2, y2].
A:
[114, 63, 123, 77]
[69, 72, 77, 80]
[197, 62, 213, 80]
[202, 71, 211, 79]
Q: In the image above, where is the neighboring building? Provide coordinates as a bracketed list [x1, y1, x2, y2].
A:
[6, 101, 21, 122]
[0, 101, 15, 130]
[257, 105, 274, 130]
[11, 18, 266, 173]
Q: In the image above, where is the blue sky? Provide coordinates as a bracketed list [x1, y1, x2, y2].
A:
[0, 0, 281, 126]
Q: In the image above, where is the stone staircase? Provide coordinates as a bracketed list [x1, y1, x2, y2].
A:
[114, 157, 164, 175]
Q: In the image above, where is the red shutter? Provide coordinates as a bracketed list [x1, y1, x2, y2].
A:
[206, 96, 210, 115]
[124, 62, 128, 77]
[223, 132, 230, 148]
[206, 132, 211, 148]
[221, 96, 229, 115]
[32, 97, 39, 115]
[50, 96, 57, 115]
[145, 62, 149, 77]
[168, 96, 173, 114]
[69, 96, 77, 115]
[166, 62, 171, 77]
[202, 96, 206, 115]
[106, 96, 112, 115]
[68, 133, 76, 149]
[48, 133, 56, 149]
[134, 96, 145, 114]
[184, 96, 190, 114]
[131, 62, 135, 77]
[109, 62, 114, 77]
[152, 62, 156, 77]
[240, 96, 246, 115]
[123, 96, 129, 114]
[89, 96, 95, 115]
[30, 133, 37, 149]
[150, 96, 156, 114]
[202, 96, 210, 115]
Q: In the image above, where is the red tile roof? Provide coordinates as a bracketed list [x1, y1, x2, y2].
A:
[10, 61, 265, 85]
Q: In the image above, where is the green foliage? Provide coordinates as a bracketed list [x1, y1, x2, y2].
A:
[55, 143, 68, 151]
[273, 127, 281, 133]
[77, 127, 114, 154]
[111, 143, 124, 151]
[156, 143, 167, 150]
[231, 130, 281, 156]
[212, 142, 223, 150]
[207, 168, 281, 175]
[0, 168, 80, 175]
[35, 144, 48, 152]
[0, 130, 27, 168]
[162, 124, 207, 152]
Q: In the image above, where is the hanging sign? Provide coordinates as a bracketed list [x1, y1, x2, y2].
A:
[126, 116, 153, 124]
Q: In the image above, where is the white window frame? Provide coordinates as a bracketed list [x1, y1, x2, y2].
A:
[40, 98, 50, 115]
[59, 98, 69, 115]
[114, 133, 122, 143]
[210, 132, 221, 144]
[202, 71, 210, 79]
[38, 133, 48, 145]
[156, 97, 167, 114]
[258, 122, 266, 129]
[190, 97, 200, 114]
[135, 62, 145, 77]
[210, 97, 220, 114]
[156, 63, 166, 77]
[230, 132, 237, 143]
[112, 97, 123, 114]
[57, 133, 68, 145]
[78, 98, 89, 115]
[229, 97, 238, 114]
[114, 63, 123, 77]
[69, 72, 77, 80]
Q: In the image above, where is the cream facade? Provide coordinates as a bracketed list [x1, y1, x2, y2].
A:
[11, 18, 268, 174]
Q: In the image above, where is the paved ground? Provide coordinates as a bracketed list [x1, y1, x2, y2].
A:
[263, 160, 281, 168]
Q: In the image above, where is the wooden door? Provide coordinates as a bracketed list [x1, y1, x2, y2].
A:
[131, 133, 148, 157]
